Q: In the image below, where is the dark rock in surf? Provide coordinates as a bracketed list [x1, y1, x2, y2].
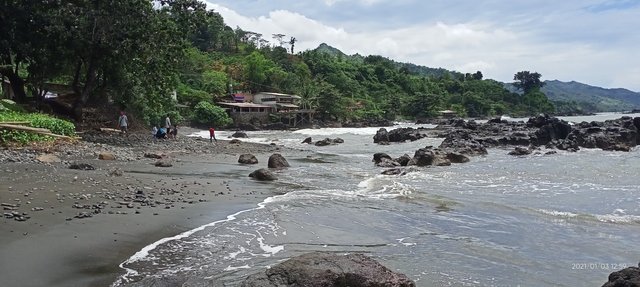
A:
[301, 137, 312, 144]
[241, 252, 415, 287]
[249, 168, 277, 181]
[508, 147, 532, 156]
[267, 153, 290, 168]
[232, 131, 248, 138]
[238, 154, 259, 164]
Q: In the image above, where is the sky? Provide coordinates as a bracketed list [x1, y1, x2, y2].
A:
[203, 0, 640, 91]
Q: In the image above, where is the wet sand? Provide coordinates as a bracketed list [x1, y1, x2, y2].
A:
[0, 134, 296, 287]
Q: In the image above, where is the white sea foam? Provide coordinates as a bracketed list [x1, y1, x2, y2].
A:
[223, 264, 251, 271]
[113, 195, 287, 286]
[537, 209, 579, 218]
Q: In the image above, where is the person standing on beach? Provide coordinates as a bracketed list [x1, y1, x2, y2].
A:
[165, 115, 172, 136]
[117, 111, 128, 134]
[209, 127, 217, 143]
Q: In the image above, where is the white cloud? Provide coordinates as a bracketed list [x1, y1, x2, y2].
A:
[204, 1, 640, 91]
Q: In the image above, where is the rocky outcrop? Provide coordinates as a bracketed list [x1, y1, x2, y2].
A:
[374, 127, 427, 144]
[238, 154, 259, 164]
[301, 137, 312, 144]
[241, 252, 415, 287]
[434, 114, 640, 153]
[602, 264, 640, 287]
[268, 153, 290, 168]
[249, 168, 277, 181]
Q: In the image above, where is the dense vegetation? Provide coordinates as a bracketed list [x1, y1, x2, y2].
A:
[1, 0, 559, 127]
[542, 80, 640, 113]
[0, 109, 76, 145]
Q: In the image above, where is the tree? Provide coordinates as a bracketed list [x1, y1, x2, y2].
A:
[272, 33, 286, 47]
[513, 71, 545, 94]
[289, 37, 297, 54]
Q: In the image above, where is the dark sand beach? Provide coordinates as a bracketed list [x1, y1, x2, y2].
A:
[0, 130, 295, 287]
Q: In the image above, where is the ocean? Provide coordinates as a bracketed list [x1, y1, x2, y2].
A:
[114, 113, 640, 287]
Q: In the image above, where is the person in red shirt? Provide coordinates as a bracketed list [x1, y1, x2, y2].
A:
[209, 127, 217, 143]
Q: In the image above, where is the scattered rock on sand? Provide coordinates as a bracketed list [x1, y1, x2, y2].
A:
[268, 153, 290, 168]
[241, 252, 415, 287]
[144, 152, 164, 159]
[98, 152, 116, 160]
[249, 168, 277, 181]
[69, 163, 96, 170]
[238, 154, 259, 164]
[229, 139, 242, 144]
[36, 154, 61, 163]
[155, 158, 173, 167]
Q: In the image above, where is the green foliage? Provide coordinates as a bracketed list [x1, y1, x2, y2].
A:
[514, 71, 545, 94]
[0, 111, 75, 145]
[192, 101, 232, 127]
[1, 0, 567, 124]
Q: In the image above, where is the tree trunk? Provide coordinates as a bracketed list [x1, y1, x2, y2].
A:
[0, 68, 28, 103]
[72, 61, 97, 121]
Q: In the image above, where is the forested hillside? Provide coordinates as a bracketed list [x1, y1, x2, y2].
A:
[1, 0, 558, 127]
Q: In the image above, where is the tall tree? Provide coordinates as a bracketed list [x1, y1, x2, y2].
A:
[513, 71, 545, 94]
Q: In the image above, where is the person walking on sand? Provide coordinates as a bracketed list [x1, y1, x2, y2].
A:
[117, 111, 128, 134]
[209, 127, 217, 143]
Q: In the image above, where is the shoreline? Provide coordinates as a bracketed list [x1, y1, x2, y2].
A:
[0, 133, 299, 287]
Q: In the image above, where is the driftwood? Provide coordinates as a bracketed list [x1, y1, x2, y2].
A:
[100, 127, 122, 133]
[0, 123, 75, 140]
[0, 121, 31, 125]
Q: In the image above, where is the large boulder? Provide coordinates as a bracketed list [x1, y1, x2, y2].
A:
[602, 264, 640, 287]
[249, 168, 277, 181]
[241, 252, 415, 287]
[408, 147, 451, 167]
[238, 154, 259, 164]
[268, 153, 290, 168]
[301, 137, 312, 144]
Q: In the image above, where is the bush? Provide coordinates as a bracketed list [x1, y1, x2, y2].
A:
[192, 101, 232, 127]
[0, 111, 76, 145]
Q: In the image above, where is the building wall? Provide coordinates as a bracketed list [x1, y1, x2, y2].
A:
[230, 112, 270, 125]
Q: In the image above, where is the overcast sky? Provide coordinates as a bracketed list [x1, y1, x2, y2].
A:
[203, 0, 640, 91]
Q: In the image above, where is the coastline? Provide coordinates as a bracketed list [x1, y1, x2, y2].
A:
[0, 131, 296, 287]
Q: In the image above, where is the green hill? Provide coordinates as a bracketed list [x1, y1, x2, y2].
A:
[542, 80, 640, 112]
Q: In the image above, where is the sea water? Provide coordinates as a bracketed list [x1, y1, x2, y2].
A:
[114, 113, 640, 287]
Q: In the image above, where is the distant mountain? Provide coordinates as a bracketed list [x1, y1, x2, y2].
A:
[542, 80, 640, 112]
